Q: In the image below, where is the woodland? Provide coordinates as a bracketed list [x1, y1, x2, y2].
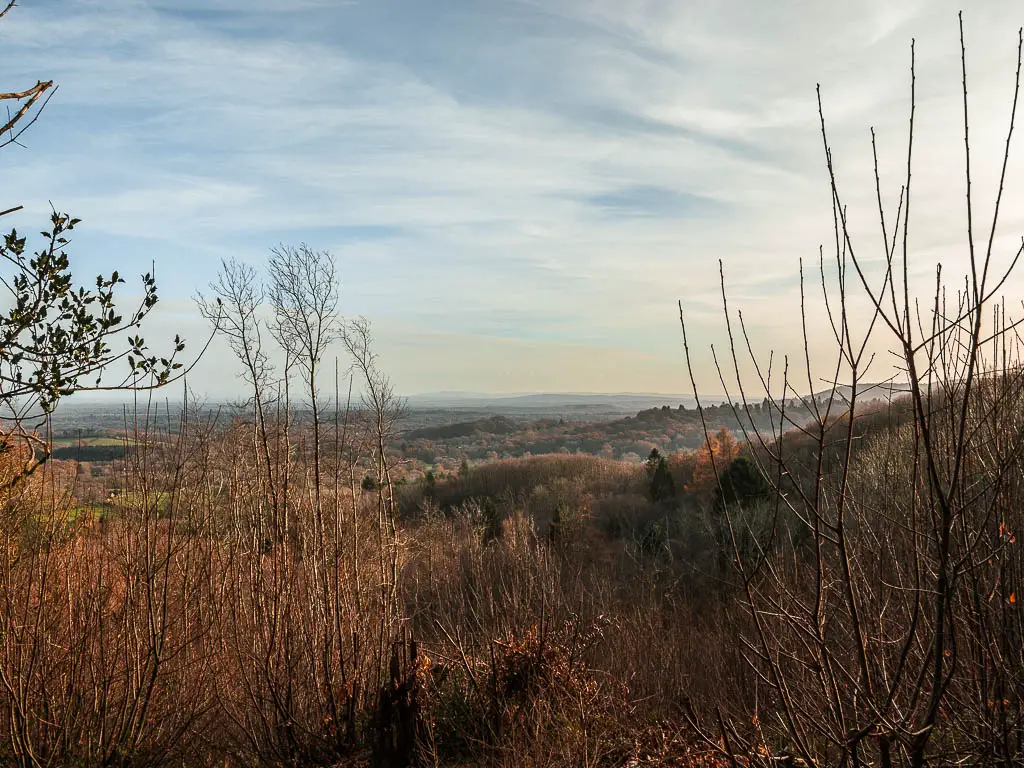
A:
[1, 5, 1023, 767]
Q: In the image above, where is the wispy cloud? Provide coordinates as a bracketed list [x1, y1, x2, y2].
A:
[2, 0, 1023, 395]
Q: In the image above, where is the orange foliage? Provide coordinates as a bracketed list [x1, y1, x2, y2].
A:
[0, 430, 78, 516]
[0, 430, 45, 506]
[686, 427, 739, 495]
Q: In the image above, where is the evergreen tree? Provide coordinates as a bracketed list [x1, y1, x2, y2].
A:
[649, 456, 676, 503]
[482, 496, 503, 544]
[645, 448, 662, 477]
[716, 456, 768, 509]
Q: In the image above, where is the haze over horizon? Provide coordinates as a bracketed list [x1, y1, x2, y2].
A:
[4, 1, 1024, 399]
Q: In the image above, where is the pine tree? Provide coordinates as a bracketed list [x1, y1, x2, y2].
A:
[649, 457, 676, 503]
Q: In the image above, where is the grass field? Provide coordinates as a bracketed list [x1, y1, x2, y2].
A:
[50, 436, 128, 449]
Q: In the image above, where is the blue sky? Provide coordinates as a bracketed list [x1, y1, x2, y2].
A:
[3, 0, 1024, 397]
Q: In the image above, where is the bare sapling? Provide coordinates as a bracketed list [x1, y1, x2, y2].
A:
[680, 16, 1024, 768]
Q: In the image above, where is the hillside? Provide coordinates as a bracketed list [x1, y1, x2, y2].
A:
[404, 415, 520, 440]
[398, 397, 828, 466]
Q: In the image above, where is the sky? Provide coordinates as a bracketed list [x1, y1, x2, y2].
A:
[3, 0, 1024, 399]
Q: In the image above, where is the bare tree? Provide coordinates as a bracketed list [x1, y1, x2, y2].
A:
[197, 258, 271, 395]
[268, 243, 340, 541]
[343, 317, 404, 605]
[680, 16, 1024, 768]
[196, 257, 281, 536]
[1, 1, 56, 217]
[342, 316, 406, 713]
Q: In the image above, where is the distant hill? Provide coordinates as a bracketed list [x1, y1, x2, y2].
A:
[396, 385, 920, 467]
[404, 415, 520, 440]
[406, 387, 909, 412]
[811, 381, 912, 403]
[405, 392, 724, 412]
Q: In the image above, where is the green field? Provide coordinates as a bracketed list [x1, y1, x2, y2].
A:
[50, 436, 128, 449]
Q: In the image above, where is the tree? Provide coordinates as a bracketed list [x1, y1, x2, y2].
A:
[714, 456, 767, 510]
[687, 427, 739, 495]
[644, 447, 662, 476]
[197, 258, 271, 394]
[268, 243, 340, 530]
[0, 3, 54, 169]
[710, 455, 771, 578]
[0, 214, 184, 413]
[196, 257, 279, 532]
[343, 316, 405, 617]
[649, 455, 676, 503]
[0, 5, 187, 489]
[482, 496, 503, 544]
[680, 18, 1024, 767]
